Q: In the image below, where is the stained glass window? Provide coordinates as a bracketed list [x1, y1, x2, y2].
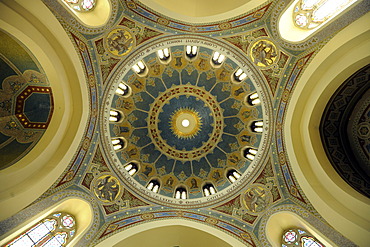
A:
[64, 0, 96, 12]
[282, 228, 325, 247]
[6, 212, 76, 247]
[293, 0, 358, 29]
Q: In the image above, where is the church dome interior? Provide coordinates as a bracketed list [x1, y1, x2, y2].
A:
[0, 0, 369, 246]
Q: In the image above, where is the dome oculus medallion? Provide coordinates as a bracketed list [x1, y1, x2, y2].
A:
[102, 36, 271, 207]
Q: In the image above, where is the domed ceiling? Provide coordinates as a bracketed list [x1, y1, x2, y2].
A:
[102, 36, 272, 207]
[0, 30, 53, 170]
[1, 0, 368, 246]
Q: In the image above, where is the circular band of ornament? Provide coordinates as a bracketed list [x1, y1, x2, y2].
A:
[148, 85, 223, 161]
[101, 35, 273, 208]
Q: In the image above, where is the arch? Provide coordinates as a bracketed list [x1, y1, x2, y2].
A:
[0, 198, 93, 247]
[95, 218, 244, 247]
[60, 0, 111, 27]
[0, 0, 89, 220]
[284, 11, 370, 246]
[266, 212, 332, 247]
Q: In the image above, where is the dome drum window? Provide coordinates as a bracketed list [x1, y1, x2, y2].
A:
[243, 147, 258, 161]
[174, 187, 188, 199]
[247, 92, 261, 106]
[109, 110, 123, 123]
[157, 48, 171, 63]
[147, 179, 161, 193]
[116, 82, 131, 97]
[226, 169, 241, 183]
[185, 45, 198, 59]
[202, 183, 217, 197]
[124, 162, 139, 176]
[251, 120, 264, 133]
[111, 137, 126, 151]
[233, 68, 247, 83]
[211, 51, 226, 67]
[132, 61, 148, 76]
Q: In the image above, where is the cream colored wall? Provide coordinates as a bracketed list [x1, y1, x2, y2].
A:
[96, 219, 245, 247]
[113, 225, 233, 247]
[285, 11, 370, 246]
[139, 0, 269, 23]
[0, 0, 89, 221]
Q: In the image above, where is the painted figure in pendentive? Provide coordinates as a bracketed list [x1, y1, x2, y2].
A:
[252, 41, 277, 66]
[107, 30, 133, 55]
[96, 176, 119, 202]
[244, 188, 267, 213]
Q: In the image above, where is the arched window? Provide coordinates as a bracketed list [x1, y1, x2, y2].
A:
[202, 183, 216, 197]
[282, 228, 324, 247]
[243, 147, 258, 161]
[111, 137, 126, 151]
[6, 212, 76, 247]
[211, 52, 226, 66]
[226, 169, 241, 183]
[157, 48, 171, 62]
[147, 179, 160, 193]
[185, 45, 198, 59]
[124, 162, 139, 176]
[247, 92, 261, 106]
[109, 110, 123, 123]
[116, 82, 131, 97]
[251, 121, 264, 133]
[64, 0, 96, 12]
[174, 187, 188, 199]
[132, 61, 147, 76]
[293, 0, 358, 29]
[233, 68, 247, 82]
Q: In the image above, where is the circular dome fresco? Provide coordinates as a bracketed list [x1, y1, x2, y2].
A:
[102, 36, 272, 207]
